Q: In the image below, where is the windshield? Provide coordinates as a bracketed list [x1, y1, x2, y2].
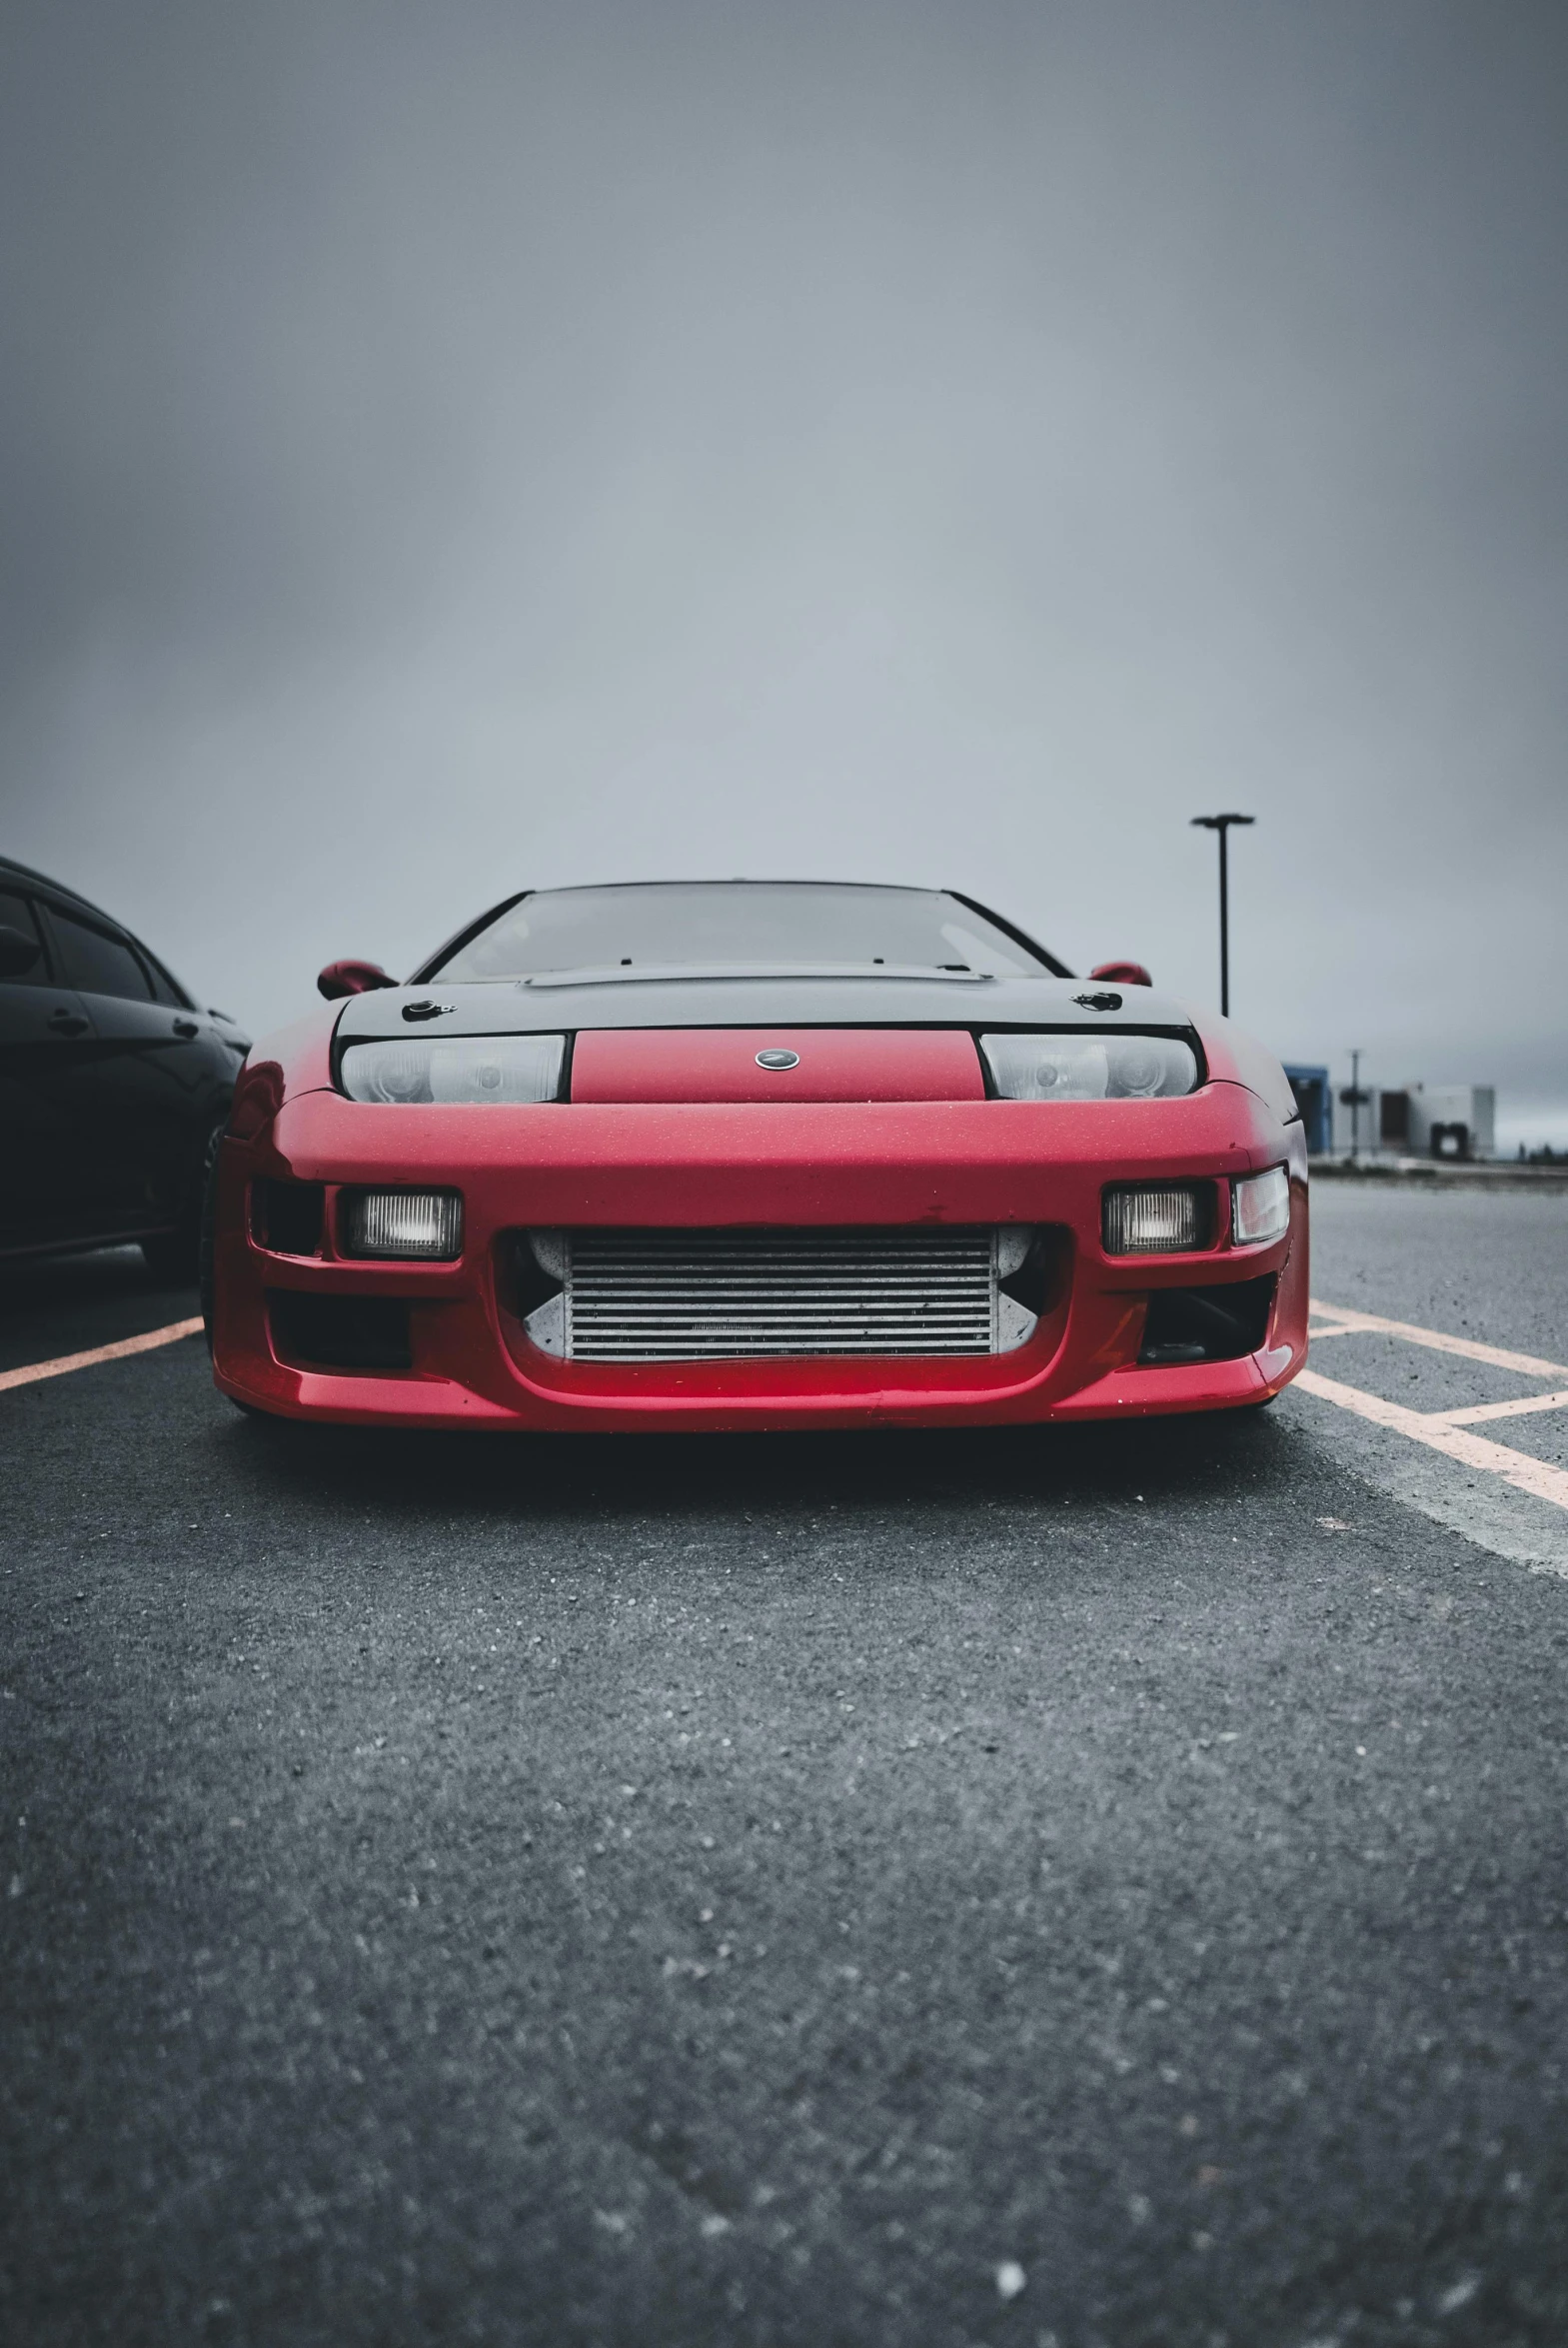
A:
[430, 883, 1061, 983]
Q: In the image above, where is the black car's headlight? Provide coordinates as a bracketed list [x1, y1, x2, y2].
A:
[339, 1035, 566, 1105]
[980, 1033, 1198, 1101]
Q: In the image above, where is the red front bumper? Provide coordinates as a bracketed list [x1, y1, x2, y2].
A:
[209, 1085, 1308, 1431]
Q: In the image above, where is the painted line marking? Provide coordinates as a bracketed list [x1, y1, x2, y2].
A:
[1295, 1367, 1568, 1514]
[0, 1317, 204, 1393]
[1426, 1390, 1568, 1428]
[1307, 1299, 1568, 1381]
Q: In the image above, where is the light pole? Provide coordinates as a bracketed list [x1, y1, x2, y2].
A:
[1190, 812, 1254, 1017]
[1341, 1050, 1370, 1166]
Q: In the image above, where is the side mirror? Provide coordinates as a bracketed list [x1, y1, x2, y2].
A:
[0, 924, 43, 979]
[1090, 959, 1153, 987]
[318, 958, 398, 1001]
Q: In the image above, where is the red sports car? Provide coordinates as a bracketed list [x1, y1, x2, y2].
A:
[206, 881, 1307, 1431]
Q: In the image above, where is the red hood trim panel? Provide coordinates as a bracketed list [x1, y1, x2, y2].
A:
[570, 1027, 986, 1105]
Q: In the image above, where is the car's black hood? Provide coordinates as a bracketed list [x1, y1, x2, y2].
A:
[335, 970, 1200, 1041]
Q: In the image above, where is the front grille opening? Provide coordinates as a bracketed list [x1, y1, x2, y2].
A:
[268, 1290, 412, 1371]
[514, 1226, 1036, 1362]
[1139, 1275, 1276, 1366]
[251, 1179, 325, 1256]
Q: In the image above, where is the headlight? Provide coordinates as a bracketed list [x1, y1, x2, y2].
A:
[340, 1035, 566, 1105]
[1232, 1164, 1289, 1245]
[980, 1033, 1198, 1101]
[1102, 1182, 1213, 1254]
[342, 1188, 463, 1259]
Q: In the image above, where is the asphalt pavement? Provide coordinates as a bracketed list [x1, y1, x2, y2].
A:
[3, 1188, 1567, 2348]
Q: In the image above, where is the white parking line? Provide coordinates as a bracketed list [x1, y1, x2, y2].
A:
[0, 1317, 204, 1392]
[1427, 1389, 1568, 1428]
[1294, 1367, 1568, 1513]
[1296, 1296, 1568, 1552]
[1307, 1300, 1568, 1382]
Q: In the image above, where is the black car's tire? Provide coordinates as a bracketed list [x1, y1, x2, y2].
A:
[144, 1120, 226, 1291]
[140, 1226, 200, 1284]
[196, 1122, 226, 1346]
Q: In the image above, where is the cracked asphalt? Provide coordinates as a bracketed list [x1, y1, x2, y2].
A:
[2, 1194, 1567, 2347]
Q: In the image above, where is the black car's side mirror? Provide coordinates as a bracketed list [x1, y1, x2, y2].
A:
[0, 924, 43, 979]
[318, 959, 398, 1001]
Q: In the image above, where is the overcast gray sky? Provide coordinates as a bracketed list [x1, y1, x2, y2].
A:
[2, 0, 1564, 1140]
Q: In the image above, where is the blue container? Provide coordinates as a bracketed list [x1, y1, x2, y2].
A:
[1283, 1065, 1332, 1155]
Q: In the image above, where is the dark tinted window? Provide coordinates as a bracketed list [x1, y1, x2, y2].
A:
[0, 891, 48, 982]
[47, 909, 154, 1001]
[435, 884, 1057, 982]
[139, 949, 190, 1009]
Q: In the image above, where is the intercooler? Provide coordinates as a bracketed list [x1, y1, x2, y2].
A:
[519, 1226, 1040, 1361]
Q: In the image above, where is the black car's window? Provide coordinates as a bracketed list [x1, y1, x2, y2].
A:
[0, 891, 49, 982]
[139, 950, 190, 1009]
[46, 908, 154, 1002]
[433, 884, 1057, 982]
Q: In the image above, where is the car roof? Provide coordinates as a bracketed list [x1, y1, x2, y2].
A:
[0, 855, 122, 929]
[0, 854, 207, 1009]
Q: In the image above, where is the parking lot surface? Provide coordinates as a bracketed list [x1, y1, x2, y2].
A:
[3, 1184, 1567, 2346]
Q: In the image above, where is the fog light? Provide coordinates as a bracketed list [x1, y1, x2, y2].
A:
[1232, 1164, 1289, 1245]
[1102, 1182, 1211, 1254]
[342, 1188, 463, 1259]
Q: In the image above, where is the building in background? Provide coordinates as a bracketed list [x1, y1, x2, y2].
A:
[1375, 1083, 1495, 1162]
[1283, 1068, 1496, 1162]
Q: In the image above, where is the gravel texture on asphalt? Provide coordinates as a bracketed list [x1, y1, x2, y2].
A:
[1309, 1183, 1568, 1365]
[2, 1193, 1567, 2347]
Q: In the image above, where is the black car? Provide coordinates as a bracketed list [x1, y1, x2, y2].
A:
[0, 857, 249, 1279]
